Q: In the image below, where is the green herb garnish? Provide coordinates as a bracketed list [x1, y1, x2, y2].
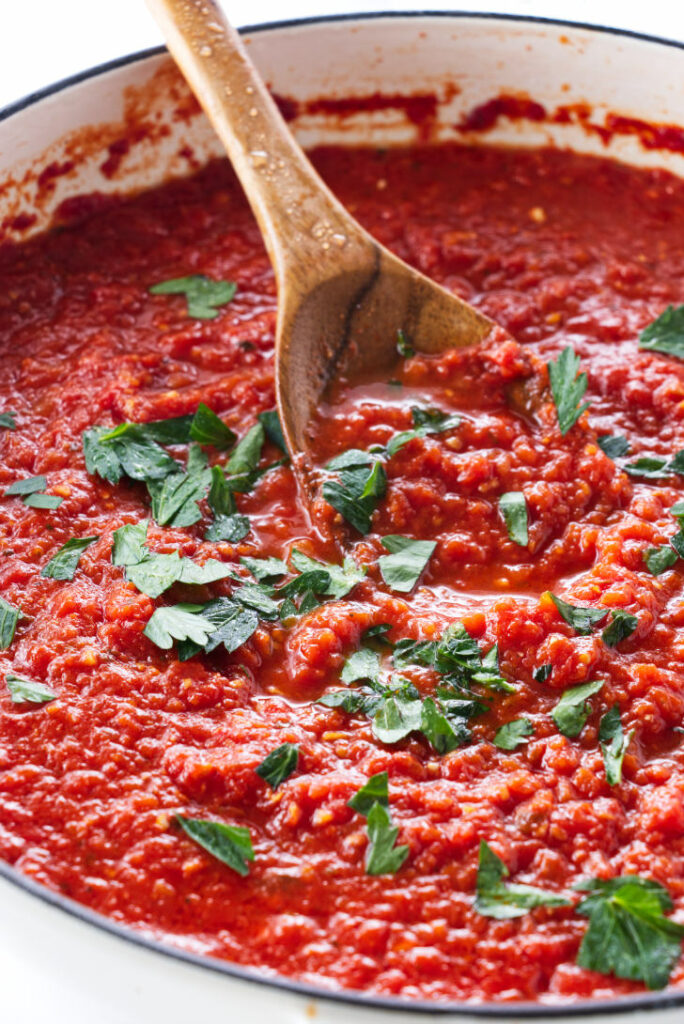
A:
[0, 597, 22, 650]
[4, 475, 46, 496]
[348, 770, 388, 816]
[255, 743, 299, 789]
[378, 535, 435, 593]
[498, 491, 529, 546]
[5, 673, 56, 704]
[551, 679, 604, 738]
[174, 815, 254, 875]
[475, 840, 569, 919]
[0, 411, 17, 430]
[493, 718, 534, 750]
[599, 705, 633, 785]
[547, 346, 590, 435]
[623, 451, 684, 479]
[150, 275, 237, 320]
[575, 875, 684, 989]
[23, 493, 63, 510]
[597, 434, 630, 459]
[534, 664, 552, 682]
[365, 802, 409, 876]
[189, 403, 236, 449]
[638, 305, 684, 361]
[547, 593, 607, 635]
[41, 536, 98, 581]
[644, 544, 678, 575]
[601, 609, 638, 647]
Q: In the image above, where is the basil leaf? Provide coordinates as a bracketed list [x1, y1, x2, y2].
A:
[644, 544, 678, 575]
[534, 664, 552, 682]
[144, 603, 214, 649]
[317, 687, 381, 714]
[289, 549, 365, 601]
[597, 434, 630, 460]
[378, 535, 435, 593]
[547, 346, 590, 435]
[498, 491, 529, 546]
[348, 771, 389, 816]
[475, 840, 569, 919]
[548, 593, 607, 635]
[150, 275, 237, 320]
[0, 597, 22, 650]
[602, 609, 638, 647]
[227, 423, 264, 475]
[23, 493, 62, 509]
[255, 743, 299, 789]
[240, 556, 288, 582]
[258, 409, 287, 452]
[396, 328, 414, 358]
[420, 696, 463, 754]
[41, 536, 98, 581]
[341, 647, 381, 685]
[0, 411, 17, 430]
[639, 304, 684, 361]
[207, 465, 235, 516]
[5, 673, 56, 705]
[82, 426, 123, 484]
[599, 705, 634, 785]
[671, 531, 684, 559]
[175, 815, 254, 875]
[552, 679, 604, 738]
[189, 403, 236, 449]
[365, 802, 408, 876]
[4, 475, 46, 496]
[623, 456, 675, 479]
[493, 717, 534, 750]
[575, 875, 684, 989]
[112, 521, 149, 566]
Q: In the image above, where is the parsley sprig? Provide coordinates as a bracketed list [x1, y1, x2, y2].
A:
[575, 875, 684, 989]
[348, 772, 409, 876]
[547, 346, 590, 435]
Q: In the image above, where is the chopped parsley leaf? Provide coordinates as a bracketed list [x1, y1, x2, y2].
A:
[552, 679, 604, 738]
[174, 816, 254, 875]
[41, 536, 98, 581]
[599, 704, 633, 785]
[378, 535, 436, 593]
[5, 673, 56, 705]
[255, 743, 299, 789]
[493, 717, 534, 750]
[547, 346, 590, 435]
[498, 491, 529, 546]
[638, 305, 684, 361]
[150, 275, 237, 320]
[475, 840, 569, 919]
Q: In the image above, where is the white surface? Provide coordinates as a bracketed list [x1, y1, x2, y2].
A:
[2, 5, 684, 1024]
[1, 1, 684, 112]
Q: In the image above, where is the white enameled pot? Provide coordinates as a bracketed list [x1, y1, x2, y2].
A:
[1, 12, 684, 1023]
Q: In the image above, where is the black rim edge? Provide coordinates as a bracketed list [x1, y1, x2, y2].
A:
[1, 9, 684, 1017]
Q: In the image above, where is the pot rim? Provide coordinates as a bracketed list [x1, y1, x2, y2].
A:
[1, 9, 684, 1017]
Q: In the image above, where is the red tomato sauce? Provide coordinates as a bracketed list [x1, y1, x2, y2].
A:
[2, 142, 684, 1004]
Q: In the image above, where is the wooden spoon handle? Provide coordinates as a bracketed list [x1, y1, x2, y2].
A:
[145, 0, 372, 283]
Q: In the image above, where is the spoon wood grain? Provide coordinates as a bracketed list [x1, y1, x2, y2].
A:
[145, 0, 500, 483]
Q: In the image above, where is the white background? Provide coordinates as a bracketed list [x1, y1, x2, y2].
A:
[1, 1, 684, 112]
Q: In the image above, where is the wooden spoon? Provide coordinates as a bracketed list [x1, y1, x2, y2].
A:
[145, 0, 499, 483]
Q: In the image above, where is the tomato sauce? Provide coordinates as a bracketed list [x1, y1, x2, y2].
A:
[2, 141, 684, 1004]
